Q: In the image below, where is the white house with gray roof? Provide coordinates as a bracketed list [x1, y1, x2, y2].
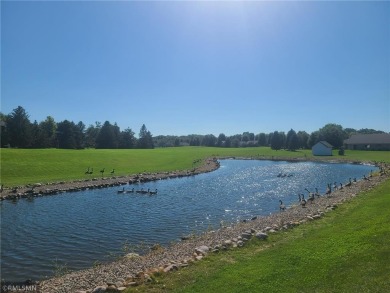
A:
[312, 141, 333, 156]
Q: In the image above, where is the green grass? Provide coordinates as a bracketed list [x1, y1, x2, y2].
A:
[1, 147, 389, 187]
[125, 178, 390, 293]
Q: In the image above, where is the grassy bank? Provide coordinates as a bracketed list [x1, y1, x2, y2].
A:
[126, 178, 390, 293]
[1, 147, 389, 187]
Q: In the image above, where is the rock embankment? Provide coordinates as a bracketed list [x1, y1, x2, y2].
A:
[39, 165, 389, 293]
[0, 158, 220, 201]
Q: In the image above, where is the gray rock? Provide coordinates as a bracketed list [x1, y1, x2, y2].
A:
[195, 245, 209, 255]
[92, 286, 107, 293]
[224, 240, 233, 246]
[241, 232, 252, 240]
[256, 232, 268, 240]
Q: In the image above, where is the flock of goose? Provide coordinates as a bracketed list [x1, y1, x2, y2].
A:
[117, 187, 158, 195]
[279, 172, 372, 211]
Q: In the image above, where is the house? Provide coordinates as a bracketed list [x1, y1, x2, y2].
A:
[312, 141, 333, 156]
[344, 133, 390, 151]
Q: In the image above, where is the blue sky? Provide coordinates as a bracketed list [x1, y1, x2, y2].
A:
[1, 1, 389, 136]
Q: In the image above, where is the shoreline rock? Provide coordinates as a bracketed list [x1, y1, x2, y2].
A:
[0, 157, 220, 201]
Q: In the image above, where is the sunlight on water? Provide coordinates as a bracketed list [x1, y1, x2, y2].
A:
[0, 159, 377, 282]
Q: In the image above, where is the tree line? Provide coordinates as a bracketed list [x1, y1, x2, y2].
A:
[0, 106, 153, 149]
[0, 106, 385, 150]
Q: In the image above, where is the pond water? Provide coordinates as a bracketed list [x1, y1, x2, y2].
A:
[0, 159, 376, 282]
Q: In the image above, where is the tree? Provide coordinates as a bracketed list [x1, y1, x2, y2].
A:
[85, 123, 101, 148]
[307, 131, 319, 148]
[297, 131, 309, 149]
[137, 124, 154, 149]
[257, 133, 267, 146]
[119, 128, 136, 149]
[217, 133, 226, 147]
[270, 131, 283, 150]
[201, 134, 217, 147]
[1, 112, 9, 147]
[56, 120, 77, 149]
[96, 121, 119, 149]
[7, 106, 32, 148]
[286, 129, 299, 151]
[39, 116, 57, 148]
[318, 123, 346, 148]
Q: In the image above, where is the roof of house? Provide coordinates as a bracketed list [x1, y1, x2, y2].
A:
[314, 141, 333, 148]
[344, 133, 390, 145]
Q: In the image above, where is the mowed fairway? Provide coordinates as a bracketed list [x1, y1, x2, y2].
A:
[1, 147, 305, 186]
[1, 147, 389, 187]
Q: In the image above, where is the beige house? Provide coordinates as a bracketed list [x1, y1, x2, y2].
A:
[344, 133, 390, 151]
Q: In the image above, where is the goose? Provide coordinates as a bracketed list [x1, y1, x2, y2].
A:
[110, 169, 115, 175]
[325, 184, 332, 195]
[136, 188, 144, 194]
[127, 188, 135, 193]
[279, 200, 286, 211]
[345, 178, 352, 187]
[117, 187, 126, 194]
[85, 167, 90, 175]
[339, 183, 343, 190]
[305, 188, 315, 201]
[315, 188, 320, 197]
[300, 194, 307, 207]
[149, 189, 158, 195]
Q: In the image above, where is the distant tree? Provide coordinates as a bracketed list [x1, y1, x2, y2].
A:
[74, 121, 86, 149]
[242, 132, 250, 142]
[318, 123, 346, 148]
[119, 128, 136, 149]
[357, 128, 385, 134]
[96, 121, 119, 149]
[137, 124, 154, 149]
[189, 135, 201, 146]
[231, 138, 240, 148]
[217, 133, 226, 147]
[56, 120, 77, 149]
[201, 134, 217, 147]
[224, 137, 231, 148]
[257, 133, 267, 146]
[39, 116, 57, 147]
[7, 106, 32, 148]
[30, 120, 43, 148]
[286, 129, 299, 151]
[0, 112, 9, 147]
[344, 128, 357, 138]
[307, 131, 319, 148]
[270, 131, 283, 150]
[85, 123, 101, 148]
[297, 131, 309, 149]
[174, 138, 180, 147]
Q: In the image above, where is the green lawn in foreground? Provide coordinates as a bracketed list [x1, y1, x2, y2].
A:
[1, 147, 389, 186]
[125, 178, 390, 293]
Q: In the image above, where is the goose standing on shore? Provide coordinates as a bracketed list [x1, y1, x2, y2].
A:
[279, 200, 286, 211]
[299, 194, 307, 207]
